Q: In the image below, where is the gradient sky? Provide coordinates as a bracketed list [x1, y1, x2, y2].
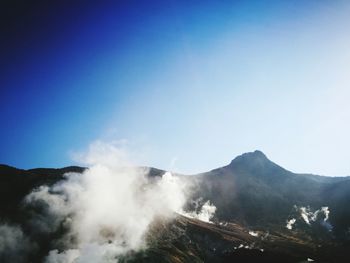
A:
[1, 0, 350, 175]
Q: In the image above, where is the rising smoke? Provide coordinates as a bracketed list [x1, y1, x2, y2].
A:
[286, 205, 332, 231]
[0, 224, 33, 262]
[180, 198, 217, 223]
[21, 141, 214, 262]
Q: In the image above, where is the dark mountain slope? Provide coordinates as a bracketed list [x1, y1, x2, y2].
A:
[0, 165, 85, 222]
[1, 152, 350, 262]
[193, 151, 350, 236]
[122, 214, 349, 263]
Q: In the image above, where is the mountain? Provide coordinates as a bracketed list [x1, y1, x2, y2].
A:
[193, 151, 350, 239]
[0, 165, 85, 222]
[1, 151, 350, 262]
[121, 214, 350, 263]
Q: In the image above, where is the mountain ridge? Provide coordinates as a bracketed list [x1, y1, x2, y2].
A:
[1, 151, 350, 262]
[1, 150, 349, 179]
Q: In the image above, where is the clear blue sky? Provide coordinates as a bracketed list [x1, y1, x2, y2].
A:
[1, 0, 350, 176]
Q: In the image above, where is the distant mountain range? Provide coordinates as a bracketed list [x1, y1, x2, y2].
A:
[1, 151, 350, 262]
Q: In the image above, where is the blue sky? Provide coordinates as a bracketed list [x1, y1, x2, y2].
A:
[1, 0, 350, 175]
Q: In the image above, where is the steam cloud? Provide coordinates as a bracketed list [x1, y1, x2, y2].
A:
[0, 224, 33, 262]
[299, 206, 330, 225]
[286, 205, 332, 231]
[286, 218, 296, 230]
[181, 199, 217, 223]
[24, 141, 193, 262]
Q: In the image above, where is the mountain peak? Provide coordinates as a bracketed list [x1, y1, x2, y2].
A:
[228, 150, 279, 172]
[248, 150, 267, 158]
[230, 150, 268, 164]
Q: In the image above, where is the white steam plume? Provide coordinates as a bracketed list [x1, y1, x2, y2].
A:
[286, 218, 296, 230]
[287, 206, 332, 231]
[25, 141, 191, 263]
[299, 206, 331, 225]
[181, 200, 217, 223]
[0, 224, 33, 263]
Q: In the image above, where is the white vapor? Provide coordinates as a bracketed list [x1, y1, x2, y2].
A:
[286, 205, 333, 231]
[286, 218, 296, 230]
[299, 206, 330, 225]
[0, 224, 32, 263]
[181, 200, 217, 223]
[300, 207, 311, 225]
[248, 231, 259, 237]
[25, 141, 191, 263]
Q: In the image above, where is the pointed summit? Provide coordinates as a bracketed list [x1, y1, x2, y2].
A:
[230, 150, 268, 165]
[228, 150, 282, 174]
